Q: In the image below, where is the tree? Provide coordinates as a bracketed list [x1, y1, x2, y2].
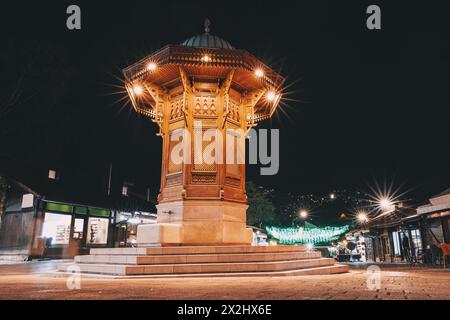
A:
[246, 181, 277, 228]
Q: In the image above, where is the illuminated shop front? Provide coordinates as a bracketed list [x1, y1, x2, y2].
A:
[114, 211, 156, 247]
[417, 188, 450, 265]
[0, 173, 156, 260]
[348, 204, 428, 264]
[335, 232, 373, 263]
[37, 201, 113, 258]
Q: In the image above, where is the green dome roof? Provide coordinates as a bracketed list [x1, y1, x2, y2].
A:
[180, 34, 234, 50]
[180, 19, 234, 50]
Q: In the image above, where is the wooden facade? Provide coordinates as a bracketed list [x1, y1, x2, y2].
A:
[123, 34, 284, 245]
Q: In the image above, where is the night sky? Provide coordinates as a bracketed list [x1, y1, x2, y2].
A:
[1, 1, 449, 203]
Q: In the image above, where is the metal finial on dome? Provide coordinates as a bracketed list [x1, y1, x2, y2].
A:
[204, 18, 211, 34]
[180, 19, 234, 49]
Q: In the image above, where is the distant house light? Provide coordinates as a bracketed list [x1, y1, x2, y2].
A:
[48, 170, 57, 180]
[21, 193, 34, 209]
[122, 185, 128, 196]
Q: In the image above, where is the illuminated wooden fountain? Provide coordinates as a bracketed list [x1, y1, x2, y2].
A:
[123, 21, 283, 246]
[56, 22, 349, 276]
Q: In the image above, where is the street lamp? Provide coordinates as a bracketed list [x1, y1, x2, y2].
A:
[379, 197, 393, 209]
[356, 211, 368, 224]
[299, 210, 308, 219]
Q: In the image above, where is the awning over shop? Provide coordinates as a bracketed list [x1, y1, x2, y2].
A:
[417, 187, 450, 215]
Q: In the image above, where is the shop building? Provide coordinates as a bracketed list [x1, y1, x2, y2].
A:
[114, 211, 157, 247]
[249, 226, 268, 246]
[336, 232, 373, 263]
[416, 188, 450, 264]
[0, 173, 155, 261]
[346, 204, 424, 263]
[345, 188, 450, 265]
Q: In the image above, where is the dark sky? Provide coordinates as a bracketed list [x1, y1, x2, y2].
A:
[0, 0, 449, 201]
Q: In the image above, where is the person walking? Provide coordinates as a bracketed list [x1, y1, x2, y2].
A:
[402, 233, 411, 263]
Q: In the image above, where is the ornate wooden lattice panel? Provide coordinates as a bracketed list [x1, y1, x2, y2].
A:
[194, 95, 217, 116]
[228, 98, 240, 123]
[191, 172, 217, 184]
[225, 130, 243, 177]
[168, 130, 183, 174]
[193, 127, 217, 172]
[169, 95, 184, 122]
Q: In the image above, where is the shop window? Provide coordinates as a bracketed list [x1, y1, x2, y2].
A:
[392, 232, 401, 255]
[410, 229, 422, 251]
[87, 217, 109, 245]
[73, 218, 84, 240]
[41, 213, 72, 245]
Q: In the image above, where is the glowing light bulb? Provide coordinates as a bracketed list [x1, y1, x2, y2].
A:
[201, 55, 211, 62]
[330, 193, 335, 199]
[254, 68, 264, 78]
[146, 62, 157, 71]
[266, 90, 276, 102]
[132, 84, 144, 95]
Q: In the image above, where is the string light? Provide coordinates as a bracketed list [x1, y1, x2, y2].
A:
[266, 225, 349, 245]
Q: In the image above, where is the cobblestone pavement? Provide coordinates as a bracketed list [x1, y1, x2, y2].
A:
[0, 261, 448, 300]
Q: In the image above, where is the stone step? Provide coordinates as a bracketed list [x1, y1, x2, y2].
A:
[0, 255, 28, 263]
[89, 245, 306, 256]
[48, 264, 349, 279]
[0, 249, 29, 255]
[58, 257, 335, 276]
[75, 251, 322, 265]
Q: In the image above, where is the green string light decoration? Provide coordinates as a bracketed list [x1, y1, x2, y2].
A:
[266, 224, 350, 245]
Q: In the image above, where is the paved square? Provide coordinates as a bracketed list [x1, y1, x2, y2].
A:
[0, 261, 449, 299]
